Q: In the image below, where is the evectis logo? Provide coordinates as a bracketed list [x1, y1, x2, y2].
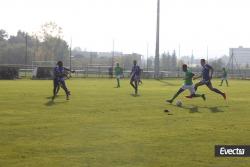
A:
[220, 147, 245, 155]
[215, 145, 250, 157]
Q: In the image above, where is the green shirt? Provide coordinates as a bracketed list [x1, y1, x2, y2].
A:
[222, 70, 227, 77]
[184, 70, 194, 85]
[115, 66, 122, 76]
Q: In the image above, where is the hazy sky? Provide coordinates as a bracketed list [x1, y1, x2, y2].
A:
[1, 0, 250, 58]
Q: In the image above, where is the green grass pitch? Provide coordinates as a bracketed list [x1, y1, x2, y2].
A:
[0, 79, 249, 167]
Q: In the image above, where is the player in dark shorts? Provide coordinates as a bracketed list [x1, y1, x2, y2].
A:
[194, 59, 226, 100]
[130, 60, 141, 95]
[52, 61, 74, 100]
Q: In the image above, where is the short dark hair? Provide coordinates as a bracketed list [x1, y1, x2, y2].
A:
[182, 64, 187, 68]
[57, 61, 63, 66]
[201, 59, 206, 62]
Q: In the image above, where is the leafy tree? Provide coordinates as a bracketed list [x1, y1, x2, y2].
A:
[37, 22, 63, 41]
[0, 29, 8, 41]
[34, 22, 69, 65]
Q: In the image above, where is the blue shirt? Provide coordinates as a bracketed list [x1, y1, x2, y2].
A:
[202, 64, 212, 81]
[131, 65, 140, 77]
[54, 66, 65, 80]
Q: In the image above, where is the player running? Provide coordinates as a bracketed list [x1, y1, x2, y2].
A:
[219, 67, 229, 86]
[114, 63, 123, 88]
[166, 64, 206, 104]
[52, 61, 74, 100]
[194, 59, 226, 100]
[130, 60, 141, 95]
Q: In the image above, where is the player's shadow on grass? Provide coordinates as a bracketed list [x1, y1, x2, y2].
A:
[130, 93, 140, 97]
[156, 79, 179, 86]
[180, 105, 229, 113]
[45, 100, 55, 106]
[45, 98, 68, 107]
[45, 95, 63, 99]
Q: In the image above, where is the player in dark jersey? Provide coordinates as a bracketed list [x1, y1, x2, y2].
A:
[52, 61, 74, 100]
[130, 60, 141, 95]
[194, 59, 226, 100]
[166, 64, 206, 104]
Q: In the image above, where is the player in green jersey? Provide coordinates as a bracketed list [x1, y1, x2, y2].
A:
[114, 63, 123, 88]
[166, 64, 206, 104]
[219, 67, 228, 86]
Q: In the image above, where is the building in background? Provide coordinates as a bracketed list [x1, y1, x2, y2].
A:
[229, 46, 250, 67]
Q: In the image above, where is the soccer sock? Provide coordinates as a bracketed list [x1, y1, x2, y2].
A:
[171, 88, 184, 101]
[60, 84, 69, 95]
[212, 88, 224, 96]
[220, 80, 223, 85]
[192, 94, 202, 98]
[53, 87, 57, 96]
[135, 82, 138, 94]
[130, 82, 135, 89]
[117, 79, 120, 87]
[56, 86, 60, 94]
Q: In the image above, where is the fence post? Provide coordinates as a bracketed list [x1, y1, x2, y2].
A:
[86, 65, 88, 78]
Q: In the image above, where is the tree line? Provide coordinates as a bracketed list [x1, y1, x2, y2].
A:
[0, 22, 69, 66]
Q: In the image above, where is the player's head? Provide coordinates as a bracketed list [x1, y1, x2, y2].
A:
[222, 67, 225, 71]
[200, 59, 206, 66]
[116, 63, 119, 67]
[133, 60, 137, 65]
[182, 64, 188, 72]
[57, 61, 63, 67]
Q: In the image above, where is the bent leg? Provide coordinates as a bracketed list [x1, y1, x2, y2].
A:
[220, 79, 224, 86]
[56, 84, 60, 95]
[134, 81, 138, 94]
[130, 79, 135, 89]
[226, 79, 228, 86]
[53, 79, 59, 99]
[206, 82, 225, 99]
[194, 81, 205, 91]
[117, 78, 120, 87]
[60, 81, 70, 99]
[167, 88, 185, 103]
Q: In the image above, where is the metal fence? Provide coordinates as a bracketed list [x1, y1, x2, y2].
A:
[0, 64, 250, 80]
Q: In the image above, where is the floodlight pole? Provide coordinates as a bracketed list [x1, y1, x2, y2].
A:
[178, 44, 180, 77]
[112, 40, 114, 66]
[191, 49, 193, 66]
[25, 33, 28, 77]
[147, 43, 149, 71]
[111, 39, 115, 78]
[231, 49, 234, 75]
[69, 38, 72, 70]
[206, 46, 209, 63]
[154, 0, 160, 79]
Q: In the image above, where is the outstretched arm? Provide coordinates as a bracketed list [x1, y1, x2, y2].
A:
[207, 65, 214, 79]
[193, 74, 201, 80]
[64, 67, 75, 73]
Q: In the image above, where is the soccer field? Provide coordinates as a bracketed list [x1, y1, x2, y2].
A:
[0, 79, 249, 167]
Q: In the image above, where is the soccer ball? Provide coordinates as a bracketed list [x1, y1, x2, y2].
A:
[176, 100, 182, 107]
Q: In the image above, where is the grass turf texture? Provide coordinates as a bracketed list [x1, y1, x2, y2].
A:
[0, 79, 249, 167]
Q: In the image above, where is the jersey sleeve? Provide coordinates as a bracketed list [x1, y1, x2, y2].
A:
[206, 64, 213, 69]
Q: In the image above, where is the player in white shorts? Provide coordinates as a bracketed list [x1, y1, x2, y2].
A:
[166, 64, 206, 104]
